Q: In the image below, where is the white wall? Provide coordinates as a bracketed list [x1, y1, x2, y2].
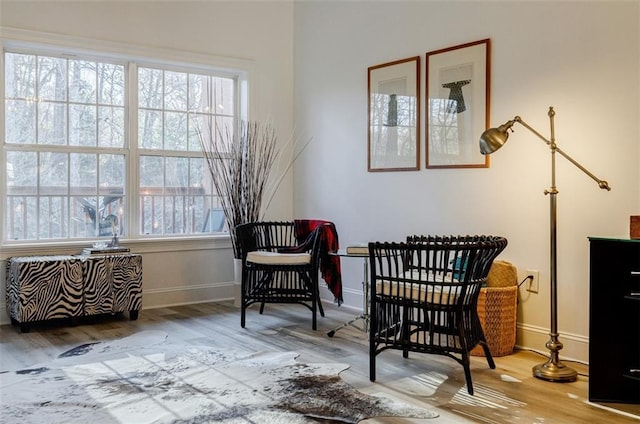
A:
[1, 0, 638, 363]
[293, 1, 639, 362]
[0, 1, 296, 321]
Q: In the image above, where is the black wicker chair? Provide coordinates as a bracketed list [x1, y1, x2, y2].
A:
[368, 235, 508, 395]
[235, 221, 325, 330]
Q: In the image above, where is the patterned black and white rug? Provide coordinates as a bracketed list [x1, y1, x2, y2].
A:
[1, 331, 438, 423]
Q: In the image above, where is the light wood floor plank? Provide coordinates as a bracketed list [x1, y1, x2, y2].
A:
[1, 301, 638, 423]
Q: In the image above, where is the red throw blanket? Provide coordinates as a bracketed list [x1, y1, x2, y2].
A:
[293, 219, 343, 305]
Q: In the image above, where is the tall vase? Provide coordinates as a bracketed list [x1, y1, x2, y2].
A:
[233, 257, 242, 308]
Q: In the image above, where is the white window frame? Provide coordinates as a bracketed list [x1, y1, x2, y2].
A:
[1, 27, 254, 250]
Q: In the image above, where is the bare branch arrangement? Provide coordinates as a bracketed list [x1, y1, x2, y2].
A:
[198, 120, 310, 258]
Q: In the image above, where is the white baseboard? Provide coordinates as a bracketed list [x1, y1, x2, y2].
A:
[335, 285, 367, 309]
[516, 323, 589, 364]
[142, 282, 235, 310]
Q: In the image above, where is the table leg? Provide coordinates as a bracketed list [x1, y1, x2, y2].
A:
[327, 257, 370, 337]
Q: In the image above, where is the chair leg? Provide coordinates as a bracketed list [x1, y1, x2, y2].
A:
[402, 307, 409, 358]
[311, 287, 318, 330]
[317, 292, 325, 317]
[369, 305, 377, 382]
[307, 271, 324, 318]
[369, 347, 377, 382]
[480, 341, 496, 369]
[461, 352, 475, 395]
[312, 308, 317, 331]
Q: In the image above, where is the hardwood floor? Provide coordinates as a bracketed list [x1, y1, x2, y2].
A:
[1, 300, 638, 423]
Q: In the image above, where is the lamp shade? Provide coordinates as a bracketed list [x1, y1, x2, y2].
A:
[479, 121, 514, 155]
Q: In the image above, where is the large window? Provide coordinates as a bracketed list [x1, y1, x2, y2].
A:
[3, 49, 238, 242]
[137, 66, 233, 236]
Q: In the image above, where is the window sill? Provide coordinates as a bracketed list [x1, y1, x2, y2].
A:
[0, 234, 232, 258]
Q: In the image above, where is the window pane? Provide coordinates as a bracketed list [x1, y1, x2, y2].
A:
[188, 73, 210, 112]
[98, 63, 125, 105]
[69, 60, 96, 104]
[138, 67, 162, 109]
[38, 56, 67, 101]
[39, 152, 68, 193]
[164, 111, 187, 150]
[98, 105, 125, 147]
[79, 196, 101, 235]
[100, 196, 123, 235]
[165, 71, 187, 111]
[195, 197, 215, 233]
[188, 113, 209, 151]
[5, 99, 36, 144]
[69, 104, 97, 146]
[140, 155, 163, 188]
[5, 53, 36, 99]
[187, 74, 235, 115]
[189, 157, 205, 192]
[165, 195, 185, 234]
[213, 76, 234, 116]
[100, 154, 125, 189]
[191, 114, 233, 153]
[6, 196, 37, 240]
[166, 157, 188, 188]
[190, 157, 219, 233]
[140, 195, 163, 235]
[72, 196, 97, 237]
[39, 196, 68, 239]
[38, 101, 67, 145]
[139, 109, 162, 149]
[70, 153, 96, 194]
[6, 151, 37, 194]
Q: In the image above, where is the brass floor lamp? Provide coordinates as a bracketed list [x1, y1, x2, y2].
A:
[479, 106, 610, 382]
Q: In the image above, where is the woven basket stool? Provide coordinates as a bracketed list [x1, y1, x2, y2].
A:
[471, 260, 518, 357]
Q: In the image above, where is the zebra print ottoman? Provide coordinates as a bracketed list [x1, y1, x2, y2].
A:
[6, 254, 142, 332]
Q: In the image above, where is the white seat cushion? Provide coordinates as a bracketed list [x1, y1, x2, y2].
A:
[376, 270, 462, 304]
[247, 251, 311, 265]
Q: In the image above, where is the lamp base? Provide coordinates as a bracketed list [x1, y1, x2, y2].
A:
[532, 359, 578, 382]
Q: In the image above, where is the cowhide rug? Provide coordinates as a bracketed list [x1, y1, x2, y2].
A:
[1, 331, 438, 423]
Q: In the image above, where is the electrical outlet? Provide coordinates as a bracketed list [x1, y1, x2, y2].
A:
[526, 269, 539, 293]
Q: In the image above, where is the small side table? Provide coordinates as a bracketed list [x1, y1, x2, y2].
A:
[327, 249, 370, 337]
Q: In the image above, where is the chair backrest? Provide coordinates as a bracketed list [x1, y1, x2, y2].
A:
[369, 235, 508, 306]
[405, 235, 508, 284]
[235, 221, 298, 259]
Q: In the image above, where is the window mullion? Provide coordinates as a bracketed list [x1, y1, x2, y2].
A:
[128, 61, 139, 239]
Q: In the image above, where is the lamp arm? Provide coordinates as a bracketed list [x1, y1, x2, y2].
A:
[554, 147, 611, 191]
[514, 117, 611, 191]
[513, 116, 551, 147]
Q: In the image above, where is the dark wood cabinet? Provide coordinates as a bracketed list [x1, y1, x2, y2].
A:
[589, 237, 640, 404]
